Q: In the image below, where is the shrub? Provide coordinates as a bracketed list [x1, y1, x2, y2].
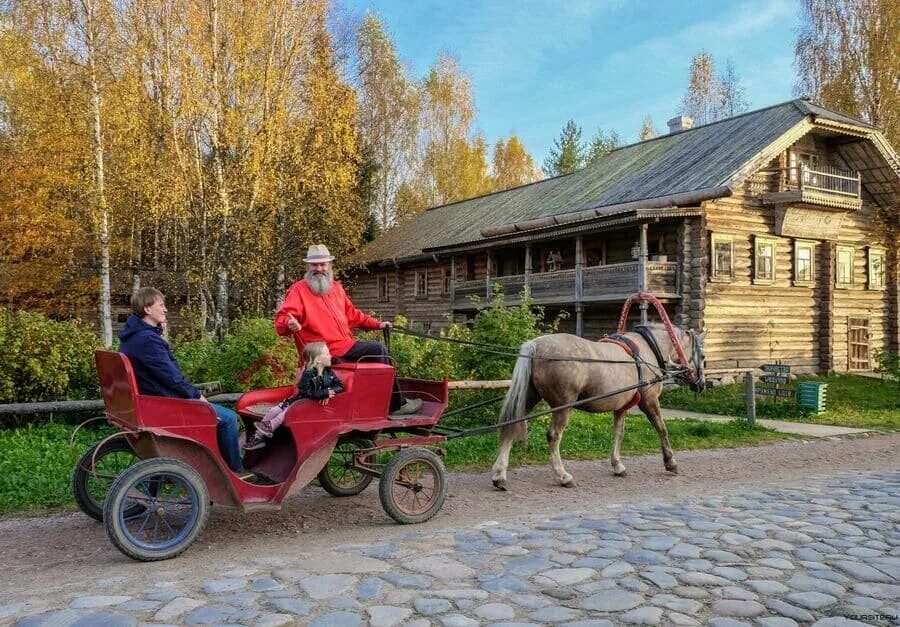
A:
[873, 349, 900, 383]
[180, 318, 297, 392]
[0, 308, 100, 403]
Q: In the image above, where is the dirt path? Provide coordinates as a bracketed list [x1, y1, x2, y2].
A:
[0, 433, 897, 607]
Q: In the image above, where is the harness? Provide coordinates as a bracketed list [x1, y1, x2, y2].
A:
[597, 333, 644, 411]
[633, 325, 667, 370]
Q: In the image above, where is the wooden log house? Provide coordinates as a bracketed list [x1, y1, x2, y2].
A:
[347, 100, 900, 374]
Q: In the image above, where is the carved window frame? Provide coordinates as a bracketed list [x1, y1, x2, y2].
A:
[377, 275, 390, 302]
[835, 245, 854, 287]
[753, 236, 777, 284]
[414, 270, 428, 299]
[793, 240, 816, 286]
[710, 233, 734, 283]
[867, 247, 886, 290]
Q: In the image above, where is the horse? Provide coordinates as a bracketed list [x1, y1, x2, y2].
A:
[490, 322, 706, 490]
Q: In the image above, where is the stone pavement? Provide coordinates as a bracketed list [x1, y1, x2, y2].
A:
[4, 470, 898, 627]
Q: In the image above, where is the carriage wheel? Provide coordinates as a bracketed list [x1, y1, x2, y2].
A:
[379, 448, 447, 524]
[103, 458, 209, 562]
[317, 438, 375, 497]
[72, 435, 141, 522]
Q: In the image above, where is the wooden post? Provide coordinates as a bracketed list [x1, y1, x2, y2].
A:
[638, 223, 649, 325]
[449, 255, 457, 309]
[524, 243, 532, 294]
[745, 371, 756, 425]
[485, 249, 493, 299]
[575, 236, 584, 337]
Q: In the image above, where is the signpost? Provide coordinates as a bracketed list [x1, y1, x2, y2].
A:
[757, 363, 793, 403]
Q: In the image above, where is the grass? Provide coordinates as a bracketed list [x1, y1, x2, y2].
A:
[438, 407, 788, 470]
[0, 409, 787, 515]
[0, 422, 114, 514]
[660, 374, 899, 431]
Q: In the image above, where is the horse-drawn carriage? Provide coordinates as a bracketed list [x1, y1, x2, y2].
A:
[74, 293, 705, 562]
[73, 351, 453, 561]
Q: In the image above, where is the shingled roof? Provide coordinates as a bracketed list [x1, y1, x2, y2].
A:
[353, 99, 890, 265]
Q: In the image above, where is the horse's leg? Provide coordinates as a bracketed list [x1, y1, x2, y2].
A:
[491, 424, 518, 490]
[548, 407, 575, 487]
[639, 393, 678, 474]
[611, 408, 627, 476]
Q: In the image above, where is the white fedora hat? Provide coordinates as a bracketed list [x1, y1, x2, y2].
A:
[303, 244, 335, 263]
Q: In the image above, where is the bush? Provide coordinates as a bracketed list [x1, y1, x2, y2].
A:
[0, 308, 100, 403]
[174, 318, 296, 392]
[873, 349, 900, 382]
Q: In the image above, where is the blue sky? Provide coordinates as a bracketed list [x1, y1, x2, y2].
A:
[340, 0, 800, 165]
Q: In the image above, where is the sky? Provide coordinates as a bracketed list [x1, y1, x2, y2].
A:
[339, 0, 801, 166]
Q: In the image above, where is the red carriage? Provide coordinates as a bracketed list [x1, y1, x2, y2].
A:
[73, 351, 451, 561]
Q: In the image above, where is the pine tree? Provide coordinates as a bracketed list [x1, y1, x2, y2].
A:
[543, 119, 585, 176]
[586, 128, 621, 165]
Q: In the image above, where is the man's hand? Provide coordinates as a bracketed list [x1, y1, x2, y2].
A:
[199, 395, 209, 403]
[380, 321, 392, 330]
[287, 313, 301, 333]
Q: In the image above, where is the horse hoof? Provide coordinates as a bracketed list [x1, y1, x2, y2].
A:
[492, 479, 508, 491]
[561, 479, 577, 488]
[666, 465, 679, 474]
[612, 468, 627, 477]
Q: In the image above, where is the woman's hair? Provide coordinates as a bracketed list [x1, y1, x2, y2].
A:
[131, 286, 165, 317]
[302, 341, 329, 371]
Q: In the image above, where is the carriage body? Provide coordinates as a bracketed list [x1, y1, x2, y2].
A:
[83, 350, 450, 561]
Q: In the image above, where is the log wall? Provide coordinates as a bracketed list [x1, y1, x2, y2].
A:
[701, 150, 892, 373]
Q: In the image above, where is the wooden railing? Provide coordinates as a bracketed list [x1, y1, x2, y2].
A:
[452, 262, 678, 308]
[798, 164, 860, 198]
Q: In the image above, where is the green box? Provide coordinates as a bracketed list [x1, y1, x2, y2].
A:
[797, 381, 827, 413]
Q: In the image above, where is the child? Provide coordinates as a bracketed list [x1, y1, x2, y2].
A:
[244, 341, 344, 450]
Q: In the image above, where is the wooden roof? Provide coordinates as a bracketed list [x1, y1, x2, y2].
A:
[353, 99, 899, 265]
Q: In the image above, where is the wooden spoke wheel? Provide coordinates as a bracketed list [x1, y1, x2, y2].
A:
[317, 438, 375, 497]
[379, 448, 447, 524]
[103, 458, 209, 562]
[72, 435, 141, 522]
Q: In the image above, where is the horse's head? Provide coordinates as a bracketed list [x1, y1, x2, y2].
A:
[642, 323, 707, 392]
[683, 328, 707, 392]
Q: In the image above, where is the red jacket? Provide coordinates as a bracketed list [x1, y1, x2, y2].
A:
[274, 279, 382, 359]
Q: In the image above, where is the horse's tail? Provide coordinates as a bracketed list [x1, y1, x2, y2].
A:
[499, 340, 535, 445]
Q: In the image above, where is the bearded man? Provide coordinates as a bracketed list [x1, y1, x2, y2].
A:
[274, 244, 423, 417]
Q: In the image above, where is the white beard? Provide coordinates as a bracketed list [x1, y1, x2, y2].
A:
[306, 270, 333, 295]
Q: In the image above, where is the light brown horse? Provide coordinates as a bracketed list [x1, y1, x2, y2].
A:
[491, 322, 706, 490]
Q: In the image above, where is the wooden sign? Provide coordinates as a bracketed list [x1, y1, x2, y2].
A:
[761, 375, 789, 384]
[757, 387, 795, 398]
[761, 364, 791, 374]
[776, 207, 845, 240]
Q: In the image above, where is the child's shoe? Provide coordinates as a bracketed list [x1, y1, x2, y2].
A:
[244, 431, 267, 451]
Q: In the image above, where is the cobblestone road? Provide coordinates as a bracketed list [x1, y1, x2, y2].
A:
[3, 468, 898, 626]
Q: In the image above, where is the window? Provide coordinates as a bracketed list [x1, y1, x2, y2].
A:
[789, 150, 819, 184]
[794, 241, 815, 285]
[415, 270, 428, 298]
[710, 233, 734, 281]
[754, 236, 776, 283]
[868, 248, 886, 290]
[377, 275, 390, 302]
[836, 246, 854, 286]
[441, 267, 451, 295]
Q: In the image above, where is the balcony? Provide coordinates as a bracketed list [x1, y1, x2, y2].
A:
[762, 164, 862, 211]
[452, 261, 679, 310]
